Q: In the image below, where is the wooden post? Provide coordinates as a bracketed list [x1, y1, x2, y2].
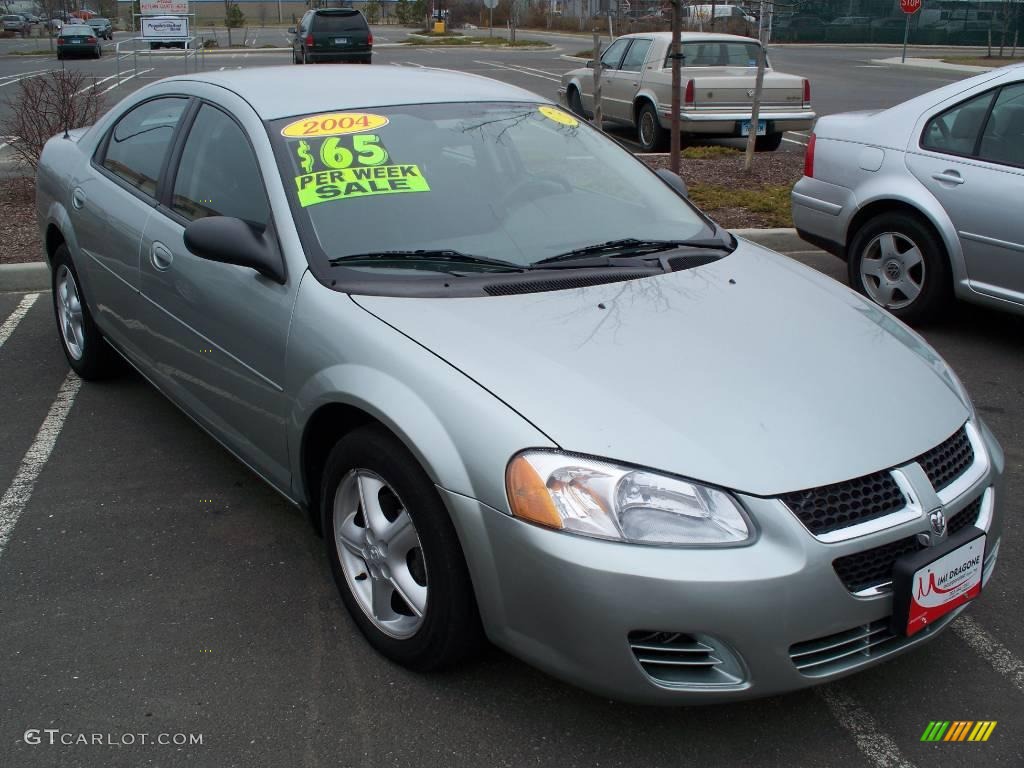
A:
[743, 13, 767, 172]
[592, 28, 603, 132]
[670, 0, 681, 175]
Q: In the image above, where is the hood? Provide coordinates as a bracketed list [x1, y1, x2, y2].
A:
[353, 244, 969, 497]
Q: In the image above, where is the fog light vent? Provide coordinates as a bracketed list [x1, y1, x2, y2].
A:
[628, 631, 744, 688]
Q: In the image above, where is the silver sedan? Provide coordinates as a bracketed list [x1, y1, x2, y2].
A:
[37, 67, 1003, 704]
[792, 64, 1024, 322]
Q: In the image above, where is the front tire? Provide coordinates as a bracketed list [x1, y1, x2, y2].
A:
[848, 212, 952, 323]
[755, 132, 783, 151]
[637, 102, 668, 152]
[51, 245, 120, 379]
[567, 86, 585, 118]
[322, 425, 482, 671]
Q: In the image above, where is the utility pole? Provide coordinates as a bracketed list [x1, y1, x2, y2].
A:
[669, 0, 681, 175]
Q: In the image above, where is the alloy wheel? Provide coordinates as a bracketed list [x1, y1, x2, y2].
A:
[333, 469, 428, 639]
[640, 110, 656, 149]
[56, 264, 85, 361]
[859, 231, 926, 310]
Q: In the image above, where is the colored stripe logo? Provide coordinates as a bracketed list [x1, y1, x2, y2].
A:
[920, 721, 997, 742]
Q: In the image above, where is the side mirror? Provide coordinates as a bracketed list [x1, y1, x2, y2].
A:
[655, 168, 689, 198]
[183, 216, 285, 284]
[288, 26, 296, 34]
[585, 59, 593, 68]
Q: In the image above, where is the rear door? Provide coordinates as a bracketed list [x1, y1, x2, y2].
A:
[906, 80, 1024, 307]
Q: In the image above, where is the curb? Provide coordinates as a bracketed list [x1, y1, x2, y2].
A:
[0, 262, 49, 293]
[0, 230, 814, 293]
[871, 56, 992, 73]
[560, 54, 589, 62]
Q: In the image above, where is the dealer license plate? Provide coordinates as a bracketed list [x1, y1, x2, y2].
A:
[335, 37, 348, 45]
[740, 119, 766, 137]
[892, 532, 985, 637]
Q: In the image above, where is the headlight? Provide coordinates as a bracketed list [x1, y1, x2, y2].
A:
[506, 451, 753, 546]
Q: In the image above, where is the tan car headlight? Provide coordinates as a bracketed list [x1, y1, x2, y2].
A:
[506, 451, 753, 546]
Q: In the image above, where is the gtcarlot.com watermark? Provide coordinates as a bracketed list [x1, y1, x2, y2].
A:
[23, 729, 203, 747]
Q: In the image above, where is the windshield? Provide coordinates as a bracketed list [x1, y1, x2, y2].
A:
[271, 102, 711, 269]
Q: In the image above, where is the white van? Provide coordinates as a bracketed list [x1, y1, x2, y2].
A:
[685, 4, 756, 27]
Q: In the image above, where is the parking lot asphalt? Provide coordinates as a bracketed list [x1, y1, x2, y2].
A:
[0, 25, 981, 160]
[1, 246, 1022, 768]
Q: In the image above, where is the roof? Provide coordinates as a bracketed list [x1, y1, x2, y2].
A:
[623, 31, 759, 43]
[163, 66, 547, 121]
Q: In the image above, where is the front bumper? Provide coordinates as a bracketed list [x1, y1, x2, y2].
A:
[443, 421, 1004, 704]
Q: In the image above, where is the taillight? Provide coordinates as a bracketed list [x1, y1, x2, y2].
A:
[367, 30, 373, 45]
[305, 34, 313, 47]
[804, 133, 816, 178]
[57, 37, 64, 44]
[87, 36, 96, 43]
[803, 78, 811, 107]
[684, 79, 695, 106]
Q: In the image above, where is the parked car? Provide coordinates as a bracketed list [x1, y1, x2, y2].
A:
[2, 14, 31, 36]
[36, 66, 1003, 704]
[772, 14, 826, 41]
[56, 23, 101, 59]
[559, 32, 814, 152]
[47, 18, 63, 32]
[828, 16, 870, 26]
[290, 8, 372, 64]
[87, 16, 113, 40]
[793, 64, 1024, 321]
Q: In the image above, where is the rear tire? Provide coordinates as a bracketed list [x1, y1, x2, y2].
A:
[321, 425, 482, 671]
[755, 132, 783, 152]
[51, 244, 120, 380]
[637, 101, 668, 152]
[848, 211, 952, 324]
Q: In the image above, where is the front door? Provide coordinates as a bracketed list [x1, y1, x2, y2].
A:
[907, 80, 1024, 306]
[137, 99, 295, 491]
[581, 37, 630, 116]
[604, 37, 653, 123]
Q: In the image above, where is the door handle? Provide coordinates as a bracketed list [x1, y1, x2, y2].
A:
[150, 242, 173, 271]
[931, 171, 965, 185]
[71, 188, 86, 209]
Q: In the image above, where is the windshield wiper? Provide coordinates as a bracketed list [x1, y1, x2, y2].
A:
[329, 249, 526, 272]
[532, 237, 732, 267]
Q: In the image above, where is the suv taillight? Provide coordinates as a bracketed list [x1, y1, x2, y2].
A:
[87, 35, 96, 43]
[57, 36, 64, 44]
[804, 133, 816, 178]
[305, 33, 313, 47]
[368, 30, 373, 45]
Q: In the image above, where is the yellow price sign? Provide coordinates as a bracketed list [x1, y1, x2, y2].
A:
[295, 164, 431, 208]
[538, 105, 579, 128]
[282, 112, 390, 138]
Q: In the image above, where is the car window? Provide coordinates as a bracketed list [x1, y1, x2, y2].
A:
[921, 90, 996, 157]
[315, 13, 366, 34]
[678, 41, 762, 67]
[600, 38, 630, 69]
[977, 82, 1024, 168]
[102, 98, 188, 198]
[171, 104, 269, 227]
[619, 39, 652, 72]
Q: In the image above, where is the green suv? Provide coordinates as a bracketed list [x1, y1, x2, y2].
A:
[291, 8, 372, 65]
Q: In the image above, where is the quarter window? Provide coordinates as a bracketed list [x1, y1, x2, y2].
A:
[102, 97, 188, 197]
[921, 90, 996, 158]
[977, 82, 1024, 168]
[171, 104, 269, 227]
[619, 39, 652, 72]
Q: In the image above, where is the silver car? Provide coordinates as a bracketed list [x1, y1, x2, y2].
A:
[37, 67, 1003, 704]
[792, 64, 1024, 322]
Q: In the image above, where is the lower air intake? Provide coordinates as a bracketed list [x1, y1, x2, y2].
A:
[628, 630, 744, 687]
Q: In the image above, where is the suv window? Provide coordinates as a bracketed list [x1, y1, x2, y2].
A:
[314, 11, 367, 34]
[600, 38, 630, 69]
[102, 97, 188, 197]
[977, 82, 1024, 168]
[619, 39, 652, 72]
[171, 104, 269, 227]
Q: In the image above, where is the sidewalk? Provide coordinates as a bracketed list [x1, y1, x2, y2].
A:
[871, 56, 994, 73]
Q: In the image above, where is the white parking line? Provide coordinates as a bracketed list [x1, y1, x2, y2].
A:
[954, 614, 1024, 694]
[0, 70, 51, 88]
[0, 293, 39, 350]
[817, 686, 917, 768]
[473, 59, 561, 82]
[99, 67, 154, 94]
[0, 373, 82, 560]
[75, 72, 120, 94]
[0, 68, 50, 82]
[783, 137, 808, 146]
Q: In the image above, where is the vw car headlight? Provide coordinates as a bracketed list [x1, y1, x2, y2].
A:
[506, 451, 753, 546]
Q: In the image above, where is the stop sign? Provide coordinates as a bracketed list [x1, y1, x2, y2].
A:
[901, 0, 922, 13]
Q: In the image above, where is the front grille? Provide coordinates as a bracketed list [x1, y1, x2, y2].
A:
[833, 536, 924, 593]
[789, 609, 961, 677]
[948, 494, 983, 536]
[628, 631, 742, 687]
[915, 425, 974, 492]
[780, 471, 907, 536]
[483, 272, 652, 296]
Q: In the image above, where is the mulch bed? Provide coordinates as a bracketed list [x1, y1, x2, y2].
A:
[0, 176, 40, 265]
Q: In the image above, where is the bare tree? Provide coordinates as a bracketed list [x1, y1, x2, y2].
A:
[0, 71, 105, 171]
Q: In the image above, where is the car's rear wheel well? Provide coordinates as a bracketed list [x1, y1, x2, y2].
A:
[846, 201, 947, 263]
[45, 225, 65, 266]
[301, 403, 382, 535]
[633, 95, 656, 125]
